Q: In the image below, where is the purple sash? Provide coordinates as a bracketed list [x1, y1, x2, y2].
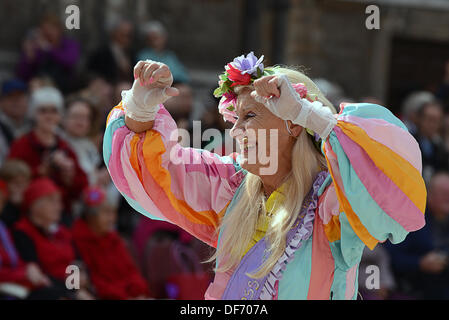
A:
[221, 171, 329, 300]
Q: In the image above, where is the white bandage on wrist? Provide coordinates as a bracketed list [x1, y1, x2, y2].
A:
[123, 60, 174, 122]
[291, 98, 337, 140]
[122, 86, 161, 122]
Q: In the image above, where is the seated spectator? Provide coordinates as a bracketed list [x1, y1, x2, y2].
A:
[137, 21, 190, 84]
[412, 101, 449, 183]
[16, 14, 81, 93]
[72, 187, 151, 300]
[385, 172, 449, 299]
[137, 21, 193, 121]
[78, 74, 115, 129]
[87, 19, 134, 84]
[0, 179, 64, 300]
[60, 96, 101, 185]
[12, 178, 94, 299]
[8, 87, 88, 225]
[400, 91, 435, 136]
[0, 160, 31, 228]
[0, 79, 30, 166]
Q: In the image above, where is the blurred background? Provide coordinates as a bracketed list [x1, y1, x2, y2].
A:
[0, 0, 448, 300]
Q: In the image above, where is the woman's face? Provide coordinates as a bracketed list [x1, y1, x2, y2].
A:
[65, 101, 92, 138]
[89, 205, 117, 235]
[30, 193, 62, 227]
[35, 105, 61, 133]
[147, 31, 167, 51]
[8, 175, 30, 204]
[230, 88, 297, 177]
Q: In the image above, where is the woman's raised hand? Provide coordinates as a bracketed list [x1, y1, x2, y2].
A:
[133, 60, 179, 97]
[252, 75, 280, 98]
[123, 61, 179, 124]
[251, 75, 301, 121]
[251, 74, 336, 140]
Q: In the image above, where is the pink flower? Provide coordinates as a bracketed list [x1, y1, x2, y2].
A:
[218, 96, 237, 123]
[223, 91, 237, 105]
[292, 83, 308, 99]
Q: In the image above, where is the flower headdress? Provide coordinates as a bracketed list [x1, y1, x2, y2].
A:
[214, 52, 321, 146]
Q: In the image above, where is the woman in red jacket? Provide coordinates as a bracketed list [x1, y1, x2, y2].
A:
[8, 87, 88, 225]
[13, 178, 94, 299]
[72, 186, 151, 300]
[0, 180, 50, 295]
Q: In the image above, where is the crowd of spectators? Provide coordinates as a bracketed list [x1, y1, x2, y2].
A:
[356, 60, 449, 300]
[0, 12, 448, 300]
[0, 14, 213, 300]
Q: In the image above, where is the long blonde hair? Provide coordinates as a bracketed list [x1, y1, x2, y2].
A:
[209, 67, 336, 278]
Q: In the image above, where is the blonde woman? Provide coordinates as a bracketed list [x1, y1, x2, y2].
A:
[103, 52, 426, 300]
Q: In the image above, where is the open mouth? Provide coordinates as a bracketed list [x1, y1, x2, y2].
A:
[240, 137, 257, 153]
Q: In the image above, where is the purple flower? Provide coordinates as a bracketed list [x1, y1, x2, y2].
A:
[231, 52, 264, 76]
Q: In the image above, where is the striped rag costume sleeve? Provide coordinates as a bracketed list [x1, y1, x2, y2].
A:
[320, 103, 427, 252]
[103, 102, 244, 247]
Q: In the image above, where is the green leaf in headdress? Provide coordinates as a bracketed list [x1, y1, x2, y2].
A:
[222, 81, 231, 92]
[213, 87, 223, 98]
[219, 73, 229, 82]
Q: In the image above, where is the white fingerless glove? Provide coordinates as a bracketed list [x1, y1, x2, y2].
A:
[252, 75, 337, 140]
[122, 62, 174, 122]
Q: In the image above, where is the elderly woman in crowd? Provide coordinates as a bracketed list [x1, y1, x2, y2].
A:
[103, 53, 427, 299]
[8, 87, 87, 224]
[72, 186, 151, 300]
[60, 96, 101, 185]
[0, 179, 54, 299]
[12, 178, 94, 299]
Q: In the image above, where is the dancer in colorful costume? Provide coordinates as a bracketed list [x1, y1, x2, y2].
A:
[103, 52, 426, 299]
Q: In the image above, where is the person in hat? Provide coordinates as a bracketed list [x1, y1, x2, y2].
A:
[103, 56, 426, 299]
[13, 178, 73, 280]
[12, 178, 94, 299]
[0, 79, 30, 138]
[0, 179, 63, 299]
[72, 186, 151, 300]
[0, 79, 31, 166]
[8, 87, 88, 224]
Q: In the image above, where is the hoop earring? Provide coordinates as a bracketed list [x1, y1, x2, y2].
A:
[285, 120, 298, 139]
